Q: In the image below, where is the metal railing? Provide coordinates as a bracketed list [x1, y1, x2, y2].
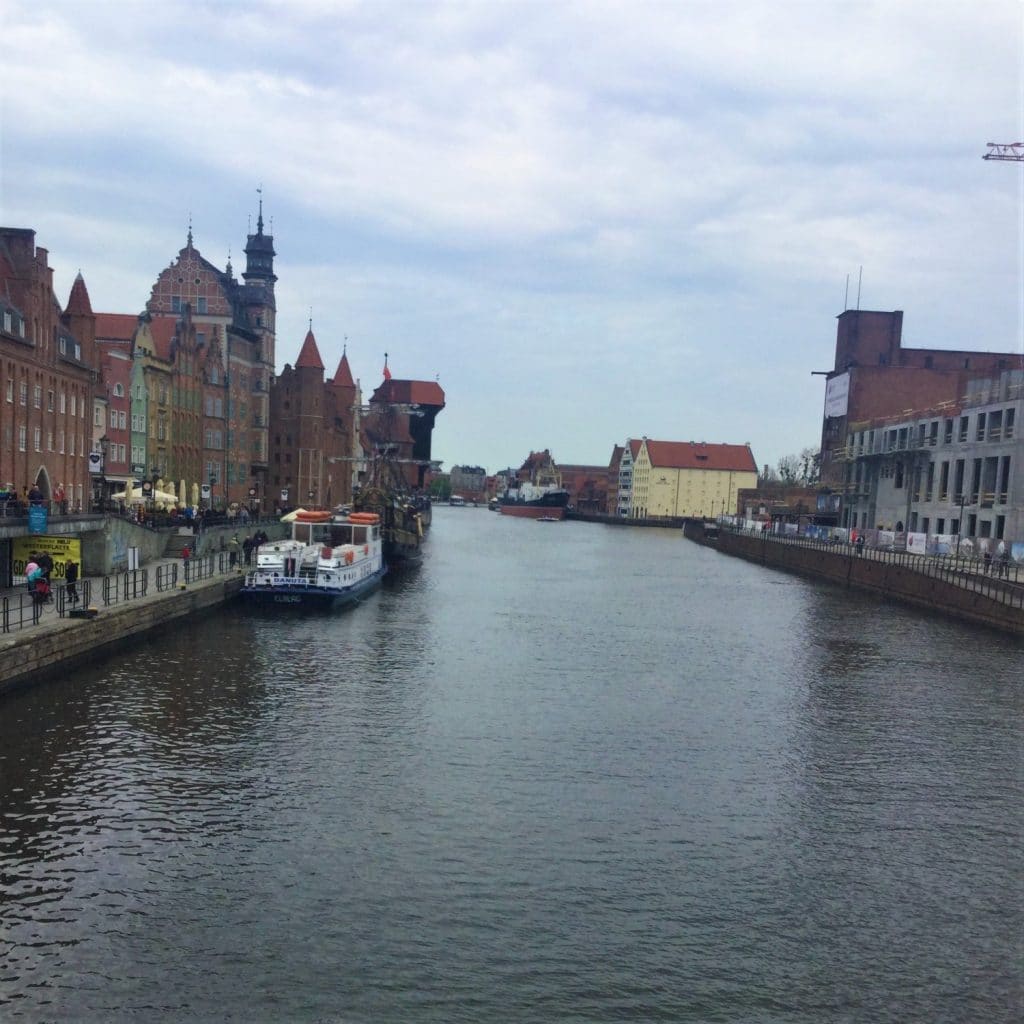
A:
[2, 552, 238, 634]
[721, 523, 1023, 609]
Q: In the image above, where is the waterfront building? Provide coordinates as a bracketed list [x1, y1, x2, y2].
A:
[145, 211, 276, 511]
[93, 314, 137, 503]
[363, 375, 446, 493]
[833, 368, 1022, 542]
[449, 466, 486, 502]
[612, 440, 642, 516]
[629, 439, 757, 519]
[0, 227, 95, 512]
[268, 329, 360, 509]
[818, 310, 1018, 487]
[558, 463, 610, 514]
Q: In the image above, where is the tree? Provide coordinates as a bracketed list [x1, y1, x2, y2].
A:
[775, 447, 820, 487]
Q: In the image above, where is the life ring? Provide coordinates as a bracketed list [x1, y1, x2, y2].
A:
[344, 550, 354, 564]
[321, 547, 333, 559]
[296, 510, 331, 522]
[364, 545, 369, 555]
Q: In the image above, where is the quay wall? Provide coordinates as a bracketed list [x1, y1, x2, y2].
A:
[0, 575, 244, 697]
[712, 527, 1024, 636]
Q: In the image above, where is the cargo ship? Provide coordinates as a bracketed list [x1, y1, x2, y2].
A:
[499, 450, 570, 519]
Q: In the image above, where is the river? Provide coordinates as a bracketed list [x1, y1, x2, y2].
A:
[1, 509, 1021, 1022]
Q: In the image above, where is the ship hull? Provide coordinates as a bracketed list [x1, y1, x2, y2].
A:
[499, 504, 566, 520]
[241, 565, 386, 608]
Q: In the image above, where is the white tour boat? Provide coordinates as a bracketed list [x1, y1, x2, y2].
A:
[241, 508, 386, 609]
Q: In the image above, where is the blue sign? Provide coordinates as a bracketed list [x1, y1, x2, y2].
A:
[28, 505, 48, 534]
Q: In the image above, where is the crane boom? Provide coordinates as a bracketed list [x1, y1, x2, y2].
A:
[983, 142, 1024, 161]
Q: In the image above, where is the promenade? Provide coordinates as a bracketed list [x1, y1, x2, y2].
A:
[0, 553, 246, 695]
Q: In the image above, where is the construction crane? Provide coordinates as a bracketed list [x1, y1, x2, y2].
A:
[982, 142, 1024, 161]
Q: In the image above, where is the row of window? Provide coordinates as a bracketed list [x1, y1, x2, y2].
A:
[847, 406, 1017, 456]
[4, 378, 87, 416]
[12, 424, 87, 455]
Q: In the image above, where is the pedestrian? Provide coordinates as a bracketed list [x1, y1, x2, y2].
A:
[855, 534, 865, 556]
[983, 549, 992, 574]
[228, 533, 240, 568]
[54, 482, 67, 514]
[28, 483, 43, 505]
[65, 559, 79, 604]
[242, 536, 253, 567]
[37, 550, 53, 582]
[181, 544, 191, 580]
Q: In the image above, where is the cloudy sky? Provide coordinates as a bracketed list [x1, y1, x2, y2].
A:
[2, 0, 1021, 475]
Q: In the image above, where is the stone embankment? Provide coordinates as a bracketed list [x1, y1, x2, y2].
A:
[0, 571, 244, 696]
[685, 521, 1024, 636]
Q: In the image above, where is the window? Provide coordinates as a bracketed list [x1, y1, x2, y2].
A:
[18, 425, 26, 451]
[118, 411, 126, 430]
[47, 430, 53, 451]
[171, 296, 182, 313]
[110, 409, 118, 428]
[1006, 408, 1015, 439]
[114, 383, 124, 397]
[60, 392, 66, 414]
[94, 406, 102, 427]
[117, 443, 127, 462]
[943, 418, 953, 444]
[33, 427, 41, 451]
[48, 389, 54, 411]
[132, 413, 144, 432]
[59, 430, 65, 453]
[197, 297, 207, 314]
[19, 381, 27, 405]
[976, 413, 986, 442]
[132, 445, 144, 465]
[958, 416, 968, 442]
[71, 394, 76, 416]
[5, 380, 11, 402]
[59, 337, 67, 355]
[2, 311, 10, 332]
[33, 385, 41, 408]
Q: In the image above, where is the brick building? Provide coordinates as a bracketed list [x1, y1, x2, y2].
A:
[558, 463, 610, 513]
[0, 227, 95, 511]
[268, 330, 360, 510]
[818, 309, 1023, 540]
[145, 209, 276, 510]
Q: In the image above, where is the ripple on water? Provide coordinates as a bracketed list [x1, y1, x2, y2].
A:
[1, 513, 1021, 1021]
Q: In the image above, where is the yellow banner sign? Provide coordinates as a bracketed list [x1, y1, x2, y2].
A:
[13, 536, 82, 581]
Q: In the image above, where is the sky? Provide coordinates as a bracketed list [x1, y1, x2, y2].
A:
[2, 0, 1022, 476]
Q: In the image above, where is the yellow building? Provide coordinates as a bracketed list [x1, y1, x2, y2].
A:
[630, 439, 757, 518]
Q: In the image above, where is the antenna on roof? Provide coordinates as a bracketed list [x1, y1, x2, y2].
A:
[844, 273, 849, 311]
[856, 266, 863, 310]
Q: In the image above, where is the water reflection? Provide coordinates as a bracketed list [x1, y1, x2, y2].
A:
[1, 511, 1021, 1022]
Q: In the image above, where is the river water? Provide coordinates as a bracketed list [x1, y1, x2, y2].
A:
[1, 509, 1021, 1022]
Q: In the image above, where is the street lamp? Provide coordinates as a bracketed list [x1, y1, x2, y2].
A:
[97, 434, 110, 509]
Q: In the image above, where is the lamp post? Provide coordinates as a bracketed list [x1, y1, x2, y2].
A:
[97, 434, 110, 510]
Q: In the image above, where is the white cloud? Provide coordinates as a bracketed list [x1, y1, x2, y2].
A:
[2, 0, 1021, 474]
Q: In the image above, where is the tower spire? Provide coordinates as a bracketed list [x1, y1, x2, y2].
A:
[257, 184, 264, 235]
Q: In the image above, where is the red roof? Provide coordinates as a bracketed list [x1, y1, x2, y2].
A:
[295, 329, 324, 370]
[644, 440, 756, 473]
[136, 317, 178, 360]
[66, 272, 93, 315]
[332, 351, 354, 388]
[370, 379, 445, 407]
[95, 312, 137, 341]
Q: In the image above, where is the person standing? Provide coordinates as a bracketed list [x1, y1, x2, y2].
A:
[228, 533, 240, 568]
[181, 544, 191, 581]
[65, 560, 79, 604]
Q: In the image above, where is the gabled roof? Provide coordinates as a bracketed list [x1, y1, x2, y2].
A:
[95, 312, 138, 341]
[66, 272, 93, 315]
[295, 329, 324, 370]
[644, 440, 757, 473]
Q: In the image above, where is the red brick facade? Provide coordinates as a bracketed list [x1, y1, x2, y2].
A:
[0, 228, 95, 510]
